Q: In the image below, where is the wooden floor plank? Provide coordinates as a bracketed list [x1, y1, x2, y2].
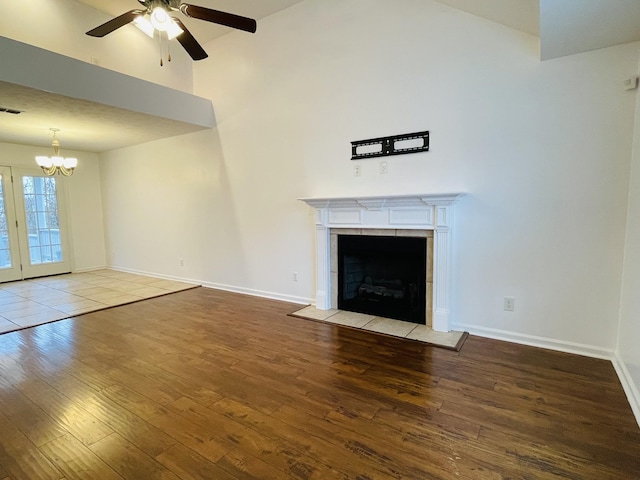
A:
[100, 384, 236, 465]
[155, 443, 238, 480]
[0, 416, 65, 480]
[89, 433, 180, 480]
[10, 377, 114, 447]
[0, 286, 639, 479]
[38, 433, 122, 480]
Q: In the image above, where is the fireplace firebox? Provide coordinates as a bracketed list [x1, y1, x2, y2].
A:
[338, 235, 426, 324]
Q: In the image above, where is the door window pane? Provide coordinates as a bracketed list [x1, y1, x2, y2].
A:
[22, 176, 62, 265]
[0, 175, 12, 269]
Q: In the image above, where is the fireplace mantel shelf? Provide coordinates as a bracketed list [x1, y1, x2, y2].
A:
[300, 193, 464, 210]
[300, 193, 465, 332]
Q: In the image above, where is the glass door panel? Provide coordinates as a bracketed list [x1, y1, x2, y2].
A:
[0, 174, 9, 268]
[0, 167, 22, 283]
[23, 176, 63, 265]
[13, 169, 71, 279]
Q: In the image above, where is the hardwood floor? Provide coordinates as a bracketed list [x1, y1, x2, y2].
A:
[0, 287, 638, 479]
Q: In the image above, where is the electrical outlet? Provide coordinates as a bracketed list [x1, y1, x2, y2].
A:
[624, 75, 639, 91]
[354, 165, 361, 177]
[503, 297, 515, 312]
[380, 161, 388, 174]
[292, 272, 298, 282]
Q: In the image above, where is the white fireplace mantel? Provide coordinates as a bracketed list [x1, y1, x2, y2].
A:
[300, 193, 464, 332]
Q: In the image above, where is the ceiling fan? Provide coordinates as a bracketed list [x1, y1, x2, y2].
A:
[86, 0, 257, 62]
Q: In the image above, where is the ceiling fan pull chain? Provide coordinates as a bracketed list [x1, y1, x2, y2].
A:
[159, 31, 164, 67]
[168, 40, 172, 63]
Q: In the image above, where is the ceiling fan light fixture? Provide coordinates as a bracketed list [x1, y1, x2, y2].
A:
[150, 7, 171, 31]
[166, 20, 184, 40]
[86, 2, 257, 61]
[133, 15, 155, 38]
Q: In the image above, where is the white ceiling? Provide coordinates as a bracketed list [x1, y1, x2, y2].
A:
[74, 0, 640, 60]
[434, 0, 540, 37]
[2, 0, 640, 153]
[78, 0, 305, 45]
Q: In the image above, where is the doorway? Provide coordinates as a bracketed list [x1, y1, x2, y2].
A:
[0, 166, 71, 283]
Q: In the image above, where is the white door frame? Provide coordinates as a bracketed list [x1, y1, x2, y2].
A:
[1, 167, 72, 281]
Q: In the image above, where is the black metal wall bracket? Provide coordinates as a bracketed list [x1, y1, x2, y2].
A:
[351, 131, 429, 160]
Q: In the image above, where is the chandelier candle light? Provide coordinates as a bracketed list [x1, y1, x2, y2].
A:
[35, 128, 77, 176]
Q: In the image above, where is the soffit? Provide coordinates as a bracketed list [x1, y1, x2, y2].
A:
[0, 81, 208, 153]
[0, 36, 213, 153]
[434, 0, 640, 59]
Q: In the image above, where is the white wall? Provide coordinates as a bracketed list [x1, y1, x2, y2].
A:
[0, 142, 107, 271]
[0, 0, 193, 92]
[617, 52, 640, 423]
[99, 128, 313, 303]
[99, 0, 639, 353]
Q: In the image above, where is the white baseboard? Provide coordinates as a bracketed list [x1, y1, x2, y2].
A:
[107, 265, 200, 285]
[611, 353, 640, 429]
[200, 281, 312, 306]
[107, 266, 312, 306]
[453, 323, 614, 360]
[73, 265, 109, 273]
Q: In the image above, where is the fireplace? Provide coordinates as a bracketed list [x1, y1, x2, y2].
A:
[338, 234, 427, 324]
[300, 193, 464, 332]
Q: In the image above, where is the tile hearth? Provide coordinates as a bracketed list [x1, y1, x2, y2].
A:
[291, 305, 467, 350]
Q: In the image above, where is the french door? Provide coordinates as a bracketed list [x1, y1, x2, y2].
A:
[0, 166, 71, 283]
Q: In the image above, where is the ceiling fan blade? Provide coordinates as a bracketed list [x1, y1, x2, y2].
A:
[179, 4, 257, 33]
[173, 19, 208, 60]
[86, 10, 145, 37]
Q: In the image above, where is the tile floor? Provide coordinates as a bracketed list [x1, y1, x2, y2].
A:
[291, 305, 467, 350]
[0, 269, 197, 335]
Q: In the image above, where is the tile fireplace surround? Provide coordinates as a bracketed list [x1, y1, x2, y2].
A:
[300, 193, 464, 332]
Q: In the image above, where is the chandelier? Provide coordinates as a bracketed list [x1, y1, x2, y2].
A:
[35, 128, 77, 176]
